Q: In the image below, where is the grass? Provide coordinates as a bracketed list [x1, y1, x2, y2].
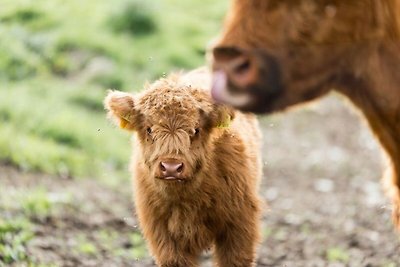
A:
[0, 217, 33, 265]
[0, 0, 228, 181]
[0, 181, 149, 265]
[326, 247, 350, 263]
[75, 235, 98, 255]
[130, 232, 148, 259]
[383, 262, 398, 267]
[0, 186, 71, 265]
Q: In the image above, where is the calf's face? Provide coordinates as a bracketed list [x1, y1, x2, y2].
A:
[105, 81, 233, 184]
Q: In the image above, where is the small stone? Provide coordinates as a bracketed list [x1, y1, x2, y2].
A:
[314, 178, 334, 193]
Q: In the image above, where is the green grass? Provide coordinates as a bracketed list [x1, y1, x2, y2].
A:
[0, 0, 229, 181]
[75, 235, 98, 255]
[94, 229, 148, 261]
[0, 187, 39, 265]
[326, 247, 350, 263]
[0, 217, 34, 265]
[130, 232, 148, 259]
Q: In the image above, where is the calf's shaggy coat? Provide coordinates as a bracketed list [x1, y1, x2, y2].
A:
[105, 69, 262, 267]
[211, 0, 400, 229]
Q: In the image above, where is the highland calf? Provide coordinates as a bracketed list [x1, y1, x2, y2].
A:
[105, 69, 262, 267]
[210, 0, 400, 229]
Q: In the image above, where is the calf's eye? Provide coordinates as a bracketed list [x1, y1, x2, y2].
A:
[194, 128, 200, 135]
[146, 127, 152, 134]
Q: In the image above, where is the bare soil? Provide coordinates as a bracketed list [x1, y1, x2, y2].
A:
[1, 94, 399, 267]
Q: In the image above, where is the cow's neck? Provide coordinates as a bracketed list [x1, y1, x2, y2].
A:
[336, 43, 400, 197]
[340, 82, 400, 222]
[342, 85, 400, 176]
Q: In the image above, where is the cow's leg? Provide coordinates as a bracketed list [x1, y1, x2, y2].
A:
[383, 159, 400, 230]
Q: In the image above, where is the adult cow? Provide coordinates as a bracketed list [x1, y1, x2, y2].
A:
[210, 0, 400, 229]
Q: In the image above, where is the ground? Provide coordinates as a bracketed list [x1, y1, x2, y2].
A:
[1, 94, 399, 267]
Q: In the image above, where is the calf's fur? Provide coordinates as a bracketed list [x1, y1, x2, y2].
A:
[104, 69, 262, 267]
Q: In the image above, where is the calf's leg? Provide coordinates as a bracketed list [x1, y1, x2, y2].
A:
[214, 215, 259, 267]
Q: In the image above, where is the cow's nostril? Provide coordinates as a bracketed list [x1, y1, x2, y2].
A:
[213, 46, 243, 63]
[233, 58, 251, 74]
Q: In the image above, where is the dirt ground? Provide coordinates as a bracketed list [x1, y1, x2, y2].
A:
[1, 93, 399, 267]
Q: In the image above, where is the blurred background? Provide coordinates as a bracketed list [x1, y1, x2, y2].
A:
[0, 0, 399, 266]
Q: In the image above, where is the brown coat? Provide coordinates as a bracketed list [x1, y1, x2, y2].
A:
[105, 68, 262, 267]
[210, 0, 400, 229]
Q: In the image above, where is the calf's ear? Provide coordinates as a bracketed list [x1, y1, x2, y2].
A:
[104, 90, 138, 131]
[210, 104, 235, 129]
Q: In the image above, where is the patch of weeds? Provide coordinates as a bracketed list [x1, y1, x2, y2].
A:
[20, 189, 53, 220]
[111, 231, 148, 260]
[0, 55, 38, 81]
[2, 187, 72, 222]
[51, 41, 99, 76]
[77, 242, 97, 255]
[0, 28, 46, 81]
[70, 94, 105, 113]
[96, 229, 118, 248]
[167, 53, 193, 69]
[0, 109, 11, 122]
[0, 7, 56, 31]
[39, 127, 82, 148]
[326, 247, 350, 263]
[0, 217, 34, 265]
[382, 262, 397, 267]
[274, 228, 288, 241]
[54, 40, 79, 53]
[90, 73, 124, 90]
[130, 232, 148, 259]
[19, 188, 71, 221]
[0, 82, 131, 179]
[50, 49, 93, 76]
[0, 124, 89, 177]
[108, 0, 158, 36]
[29, 264, 58, 267]
[300, 223, 311, 235]
[46, 53, 74, 77]
[262, 227, 273, 239]
[1, 9, 42, 23]
[75, 236, 98, 255]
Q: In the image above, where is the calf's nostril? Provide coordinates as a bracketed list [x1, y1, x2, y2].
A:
[160, 162, 167, 172]
[176, 163, 183, 173]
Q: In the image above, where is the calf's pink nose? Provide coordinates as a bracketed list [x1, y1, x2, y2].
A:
[160, 161, 184, 177]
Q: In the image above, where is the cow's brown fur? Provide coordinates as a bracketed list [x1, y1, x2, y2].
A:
[104, 69, 262, 267]
[211, 0, 400, 229]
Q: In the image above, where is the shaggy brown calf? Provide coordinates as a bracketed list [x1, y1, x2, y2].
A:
[210, 0, 400, 229]
[104, 69, 262, 267]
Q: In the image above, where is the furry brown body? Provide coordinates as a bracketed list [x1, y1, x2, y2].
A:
[105, 69, 262, 267]
[210, 0, 400, 229]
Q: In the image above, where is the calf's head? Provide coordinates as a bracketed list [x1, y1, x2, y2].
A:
[105, 77, 233, 184]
